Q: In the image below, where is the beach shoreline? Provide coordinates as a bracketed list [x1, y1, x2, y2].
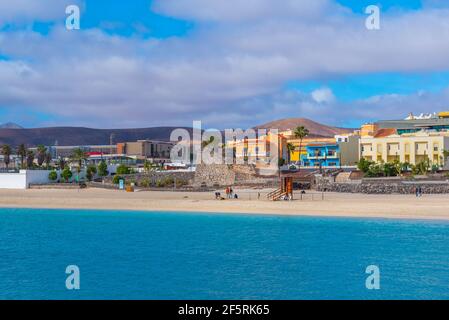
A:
[1, 188, 449, 221]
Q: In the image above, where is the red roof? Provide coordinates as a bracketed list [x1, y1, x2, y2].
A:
[374, 128, 397, 138]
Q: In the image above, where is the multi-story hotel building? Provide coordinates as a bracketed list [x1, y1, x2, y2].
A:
[360, 112, 449, 165]
[360, 130, 449, 165]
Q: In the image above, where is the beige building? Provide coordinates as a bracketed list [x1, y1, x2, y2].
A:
[360, 130, 449, 165]
[337, 134, 360, 166]
[117, 140, 174, 161]
[230, 133, 288, 165]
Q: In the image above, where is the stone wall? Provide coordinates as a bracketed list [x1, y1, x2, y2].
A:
[193, 164, 278, 187]
[104, 171, 195, 185]
[193, 164, 236, 187]
[316, 178, 449, 194]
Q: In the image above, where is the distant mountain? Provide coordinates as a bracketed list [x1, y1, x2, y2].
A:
[0, 122, 23, 129]
[0, 118, 355, 147]
[0, 126, 192, 147]
[255, 118, 354, 137]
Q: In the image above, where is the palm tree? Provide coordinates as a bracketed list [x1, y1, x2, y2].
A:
[36, 145, 47, 167]
[293, 126, 309, 170]
[58, 156, 66, 170]
[17, 144, 27, 169]
[286, 143, 295, 165]
[70, 148, 88, 173]
[1, 145, 12, 170]
[26, 150, 35, 169]
[44, 153, 52, 169]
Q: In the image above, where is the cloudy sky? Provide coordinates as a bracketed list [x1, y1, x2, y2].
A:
[1, 0, 449, 129]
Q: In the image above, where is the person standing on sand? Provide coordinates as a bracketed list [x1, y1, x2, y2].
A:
[230, 188, 234, 199]
[225, 187, 229, 199]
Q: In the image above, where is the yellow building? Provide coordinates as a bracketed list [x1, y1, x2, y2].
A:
[230, 133, 288, 165]
[360, 123, 379, 137]
[360, 129, 449, 165]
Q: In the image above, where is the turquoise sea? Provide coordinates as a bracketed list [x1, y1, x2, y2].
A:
[0, 208, 448, 300]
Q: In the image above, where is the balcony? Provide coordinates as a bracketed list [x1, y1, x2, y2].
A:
[306, 153, 339, 160]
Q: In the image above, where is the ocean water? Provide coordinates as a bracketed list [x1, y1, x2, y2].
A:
[0, 208, 448, 300]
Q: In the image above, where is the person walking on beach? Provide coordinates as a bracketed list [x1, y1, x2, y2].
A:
[225, 187, 230, 199]
[415, 187, 419, 197]
[230, 187, 234, 199]
[418, 186, 423, 197]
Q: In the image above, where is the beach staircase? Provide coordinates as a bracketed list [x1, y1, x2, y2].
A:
[267, 188, 288, 201]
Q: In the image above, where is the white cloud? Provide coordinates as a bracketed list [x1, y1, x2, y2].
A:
[152, 0, 335, 22]
[311, 87, 336, 104]
[1, 1, 449, 128]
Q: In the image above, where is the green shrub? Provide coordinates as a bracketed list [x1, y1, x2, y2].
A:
[140, 178, 150, 188]
[156, 179, 164, 187]
[383, 162, 399, 177]
[357, 158, 374, 174]
[176, 179, 188, 187]
[365, 164, 383, 177]
[116, 164, 131, 175]
[86, 165, 97, 181]
[60, 168, 73, 182]
[431, 164, 439, 173]
[411, 160, 430, 175]
[48, 170, 58, 182]
[98, 161, 109, 177]
[113, 175, 123, 185]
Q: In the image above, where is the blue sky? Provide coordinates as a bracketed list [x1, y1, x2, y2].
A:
[1, 0, 449, 129]
[337, 0, 422, 11]
[80, 0, 193, 38]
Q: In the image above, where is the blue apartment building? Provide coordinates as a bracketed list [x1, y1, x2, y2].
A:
[301, 143, 340, 167]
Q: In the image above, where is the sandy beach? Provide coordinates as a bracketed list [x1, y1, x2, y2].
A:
[0, 187, 449, 221]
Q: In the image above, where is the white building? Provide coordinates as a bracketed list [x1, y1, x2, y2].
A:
[0, 170, 54, 189]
